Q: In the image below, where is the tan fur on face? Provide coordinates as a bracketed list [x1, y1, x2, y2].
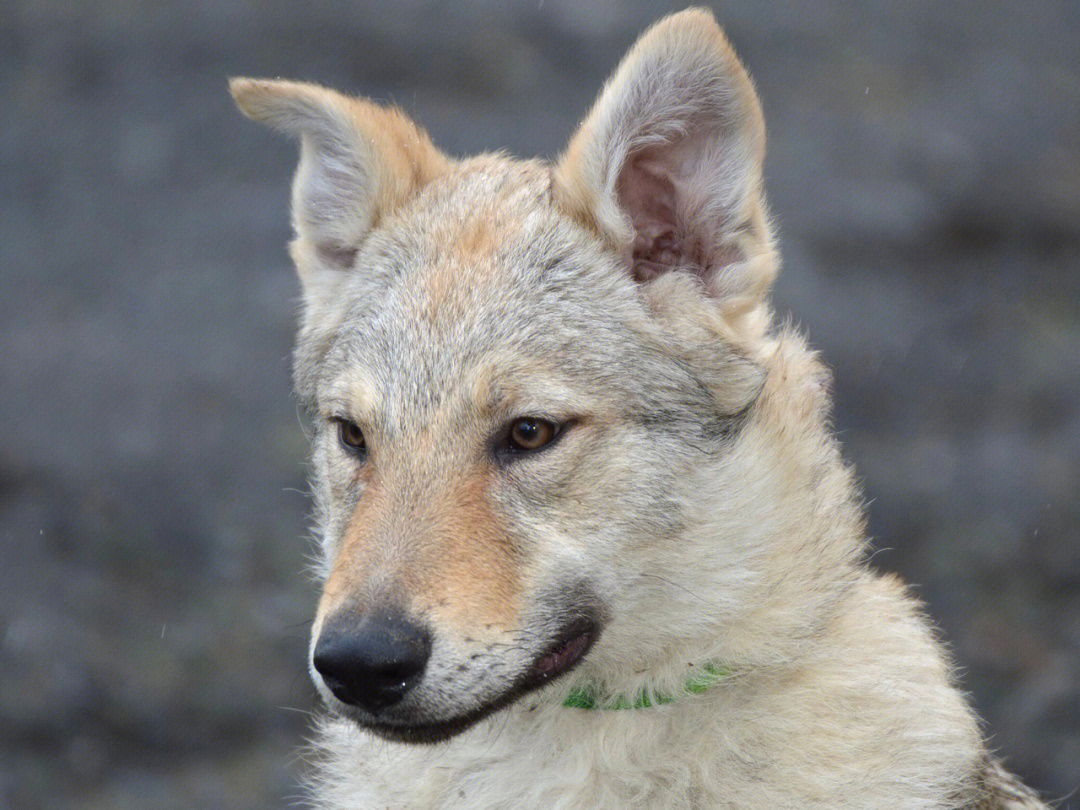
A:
[418, 217, 498, 320]
[319, 464, 521, 637]
[408, 469, 522, 633]
[452, 216, 498, 263]
[408, 159, 553, 326]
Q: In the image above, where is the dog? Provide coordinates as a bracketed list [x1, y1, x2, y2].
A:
[231, 8, 1048, 808]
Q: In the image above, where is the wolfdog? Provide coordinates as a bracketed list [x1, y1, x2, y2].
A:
[231, 8, 1047, 809]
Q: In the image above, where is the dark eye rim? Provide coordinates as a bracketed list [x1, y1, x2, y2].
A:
[495, 417, 573, 460]
[331, 417, 368, 456]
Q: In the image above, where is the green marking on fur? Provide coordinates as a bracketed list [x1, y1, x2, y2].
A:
[562, 663, 731, 710]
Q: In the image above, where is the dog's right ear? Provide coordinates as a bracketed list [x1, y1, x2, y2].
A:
[554, 9, 775, 340]
[230, 78, 446, 307]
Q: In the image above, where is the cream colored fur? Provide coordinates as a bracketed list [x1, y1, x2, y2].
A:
[231, 8, 1046, 809]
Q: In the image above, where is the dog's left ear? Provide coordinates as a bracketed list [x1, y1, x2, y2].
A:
[556, 9, 775, 337]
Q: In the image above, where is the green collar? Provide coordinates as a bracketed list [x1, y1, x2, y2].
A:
[562, 663, 731, 710]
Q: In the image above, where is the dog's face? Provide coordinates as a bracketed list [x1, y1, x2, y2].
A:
[232, 10, 785, 742]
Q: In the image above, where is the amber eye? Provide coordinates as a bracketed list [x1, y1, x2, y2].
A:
[507, 418, 559, 453]
[336, 419, 366, 453]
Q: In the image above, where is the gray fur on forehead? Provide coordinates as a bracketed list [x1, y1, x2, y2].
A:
[294, 159, 754, 433]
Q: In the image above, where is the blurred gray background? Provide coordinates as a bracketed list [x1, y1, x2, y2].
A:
[2, 2, 1078, 808]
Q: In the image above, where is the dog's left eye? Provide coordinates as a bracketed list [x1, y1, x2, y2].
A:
[502, 418, 561, 455]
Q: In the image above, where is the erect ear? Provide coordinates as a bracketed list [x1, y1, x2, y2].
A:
[555, 9, 775, 337]
[230, 78, 446, 306]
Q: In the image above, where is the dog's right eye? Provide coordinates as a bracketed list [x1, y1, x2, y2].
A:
[334, 419, 367, 454]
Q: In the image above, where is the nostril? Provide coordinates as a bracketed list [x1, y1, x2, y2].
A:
[313, 611, 432, 715]
[315, 670, 351, 704]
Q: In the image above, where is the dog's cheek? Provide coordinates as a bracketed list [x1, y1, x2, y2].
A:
[499, 423, 687, 564]
[307, 430, 373, 575]
[308, 438, 341, 565]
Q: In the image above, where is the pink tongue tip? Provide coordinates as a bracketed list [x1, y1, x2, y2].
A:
[537, 632, 591, 678]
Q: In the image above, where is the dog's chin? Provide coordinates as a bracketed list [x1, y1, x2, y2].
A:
[340, 621, 602, 745]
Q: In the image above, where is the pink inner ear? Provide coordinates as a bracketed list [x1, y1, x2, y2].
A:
[617, 152, 705, 283]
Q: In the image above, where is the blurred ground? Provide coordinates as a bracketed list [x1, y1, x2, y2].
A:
[1, 2, 1078, 808]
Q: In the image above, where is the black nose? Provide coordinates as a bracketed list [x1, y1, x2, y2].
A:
[312, 611, 432, 715]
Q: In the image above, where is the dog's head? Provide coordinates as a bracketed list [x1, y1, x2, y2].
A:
[232, 9, 849, 742]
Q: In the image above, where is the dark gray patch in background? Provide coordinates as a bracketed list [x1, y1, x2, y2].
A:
[1, 2, 1077, 807]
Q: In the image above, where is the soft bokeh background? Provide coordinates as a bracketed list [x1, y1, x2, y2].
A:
[2, 2, 1078, 807]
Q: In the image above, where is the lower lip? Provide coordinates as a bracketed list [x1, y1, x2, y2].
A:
[535, 631, 594, 679]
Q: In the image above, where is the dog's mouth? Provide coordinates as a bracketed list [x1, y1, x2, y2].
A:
[351, 619, 601, 744]
[535, 623, 596, 680]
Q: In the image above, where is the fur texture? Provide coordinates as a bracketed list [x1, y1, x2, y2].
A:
[231, 8, 1048, 809]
